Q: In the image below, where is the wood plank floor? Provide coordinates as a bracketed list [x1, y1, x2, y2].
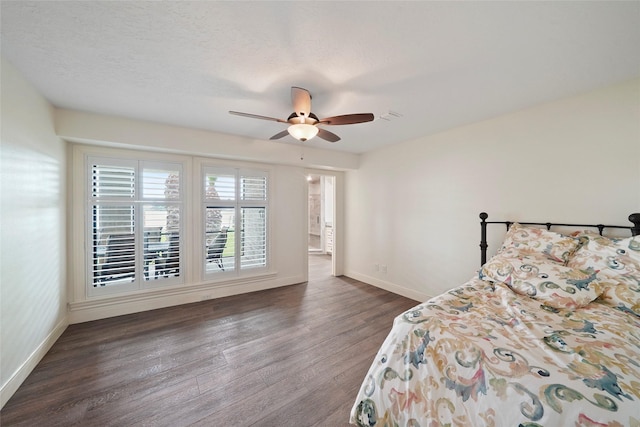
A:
[1, 255, 417, 427]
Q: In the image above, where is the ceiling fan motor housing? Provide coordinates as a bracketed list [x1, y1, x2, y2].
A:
[287, 112, 319, 124]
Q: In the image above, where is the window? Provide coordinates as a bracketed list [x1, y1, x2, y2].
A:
[83, 152, 271, 297]
[88, 157, 183, 294]
[203, 167, 268, 277]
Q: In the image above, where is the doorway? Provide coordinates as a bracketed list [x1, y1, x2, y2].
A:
[307, 174, 334, 275]
[308, 174, 334, 254]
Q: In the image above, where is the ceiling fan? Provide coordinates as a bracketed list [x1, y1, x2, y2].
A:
[229, 87, 374, 143]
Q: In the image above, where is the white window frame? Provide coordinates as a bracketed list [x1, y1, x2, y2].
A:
[202, 165, 270, 280]
[86, 155, 184, 297]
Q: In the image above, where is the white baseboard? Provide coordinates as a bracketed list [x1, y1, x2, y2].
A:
[1, 317, 68, 409]
[344, 270, 430, 303]
[68, 273, 306, 324]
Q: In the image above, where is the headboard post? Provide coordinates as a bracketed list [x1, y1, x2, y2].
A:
[479, 212, 488, 266]
[630, 213, 640, 236]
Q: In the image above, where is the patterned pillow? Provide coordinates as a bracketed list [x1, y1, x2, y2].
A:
[567, 233, 640, 286]
[497, 223, 580, 263]
[481, 253, 605, 309]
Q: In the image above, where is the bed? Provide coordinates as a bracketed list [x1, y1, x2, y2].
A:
[350, 212, 640, 427]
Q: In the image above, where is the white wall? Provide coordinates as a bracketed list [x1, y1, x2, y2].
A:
[66, 144, 310, 323]
[56, 111, 354, 322]
[53, 100, 359, 322]
[0, 59, 68, 407]
[55, 108, 360, 171]
[324, 176, 334, 226]
[345, 78, 640, 302]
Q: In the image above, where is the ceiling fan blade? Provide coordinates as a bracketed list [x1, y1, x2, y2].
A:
[318, 113, 374, 126]
[229, 111, 287, 123]
[269, 129, 290, 140]
[316, 128, 341, 143]
[291, 87, 311, 117]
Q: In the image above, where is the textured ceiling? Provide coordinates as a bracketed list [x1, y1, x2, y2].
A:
[2, 1, 639, 153]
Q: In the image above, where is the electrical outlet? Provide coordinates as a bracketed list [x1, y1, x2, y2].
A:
[380, 265, 387, 273]
[374, 263, 379, 272]
[201, 294, 212, 301]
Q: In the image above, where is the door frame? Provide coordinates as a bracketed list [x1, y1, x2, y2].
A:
[304, 169, 343, 277]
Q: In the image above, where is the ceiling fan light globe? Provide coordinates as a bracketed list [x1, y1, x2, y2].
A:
[288, 123, 319, 141]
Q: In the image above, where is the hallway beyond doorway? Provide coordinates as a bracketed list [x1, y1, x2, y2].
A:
[307, 174, 334, 255]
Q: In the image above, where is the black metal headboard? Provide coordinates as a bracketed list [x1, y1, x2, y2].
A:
[479, 212, 640, 266]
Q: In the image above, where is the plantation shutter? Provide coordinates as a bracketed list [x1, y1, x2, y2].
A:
[240, 172, 267, 270]
[88, 157, 183, 294]
[89, 161, 137, 288]
[203, 167, 268, 276]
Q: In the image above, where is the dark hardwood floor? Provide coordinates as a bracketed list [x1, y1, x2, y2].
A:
[1, 255, 417, 426]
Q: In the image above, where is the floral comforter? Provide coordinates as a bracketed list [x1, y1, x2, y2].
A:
[349, 277, 640, 426]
